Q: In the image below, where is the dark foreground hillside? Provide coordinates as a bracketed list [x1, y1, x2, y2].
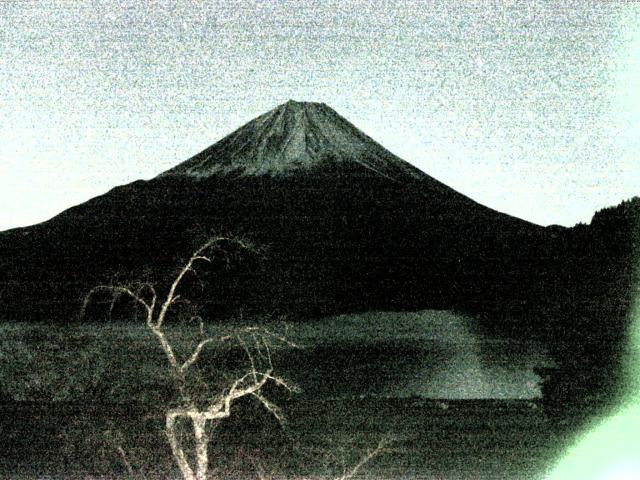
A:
[0, 310, 617, 479]
[0, 398, 573, 480]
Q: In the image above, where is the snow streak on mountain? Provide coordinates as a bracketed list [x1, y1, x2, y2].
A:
[162, 100, 426, 180]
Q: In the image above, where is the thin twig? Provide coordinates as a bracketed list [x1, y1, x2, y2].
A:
[335, 438, 390, 480]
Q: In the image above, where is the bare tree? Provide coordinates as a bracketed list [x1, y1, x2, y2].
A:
[83, 237, 297, 480]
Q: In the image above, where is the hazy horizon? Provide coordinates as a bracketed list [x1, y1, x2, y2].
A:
[1, 1, 639, 230]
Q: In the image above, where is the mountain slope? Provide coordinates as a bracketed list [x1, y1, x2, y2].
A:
[0, 101, 553, 323]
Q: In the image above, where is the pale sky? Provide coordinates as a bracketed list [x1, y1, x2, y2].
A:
[1, 0, 639, 231]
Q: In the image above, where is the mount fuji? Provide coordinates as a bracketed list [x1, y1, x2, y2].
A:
[0, 101, 574, 323]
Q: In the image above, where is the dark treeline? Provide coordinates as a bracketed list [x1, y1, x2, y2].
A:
[535, 197, 639, 413]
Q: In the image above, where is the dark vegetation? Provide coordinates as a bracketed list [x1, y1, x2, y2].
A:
[536, 197, 640, 414]
[0, 319, 564, 478]
[0, 397, 566, 479]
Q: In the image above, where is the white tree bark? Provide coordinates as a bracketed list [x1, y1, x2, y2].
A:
[166, 412, 196, 480]
[192, 414, 209, 480]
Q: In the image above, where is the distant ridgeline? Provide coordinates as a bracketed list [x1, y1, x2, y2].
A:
[0, 101, 637, 408]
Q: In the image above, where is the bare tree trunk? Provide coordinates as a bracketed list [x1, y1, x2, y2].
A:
[167, 412, 196, 480]
[193, 414, 209, 480]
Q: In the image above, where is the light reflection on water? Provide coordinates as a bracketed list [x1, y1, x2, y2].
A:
[287, 310, 553, 400]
